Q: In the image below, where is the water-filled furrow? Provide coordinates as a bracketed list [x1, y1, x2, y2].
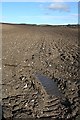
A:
[35, 74, 64, 99]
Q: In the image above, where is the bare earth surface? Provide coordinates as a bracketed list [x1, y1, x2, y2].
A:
[2, 23, 80, 119]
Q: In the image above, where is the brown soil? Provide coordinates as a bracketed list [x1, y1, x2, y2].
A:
[2, 23, 80, 119]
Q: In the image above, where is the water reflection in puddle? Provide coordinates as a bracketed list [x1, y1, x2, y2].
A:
[35, 73, 64, 99]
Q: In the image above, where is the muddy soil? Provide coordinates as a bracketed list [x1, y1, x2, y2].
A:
[1, 23, 80, 119]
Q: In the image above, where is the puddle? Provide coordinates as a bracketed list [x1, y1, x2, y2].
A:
[35, 73, 64, 99]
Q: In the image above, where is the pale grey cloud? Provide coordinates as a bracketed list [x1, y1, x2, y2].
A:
[47, 3, 70, 12]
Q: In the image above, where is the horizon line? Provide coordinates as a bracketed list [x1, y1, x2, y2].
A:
[0, 22, 79, 26]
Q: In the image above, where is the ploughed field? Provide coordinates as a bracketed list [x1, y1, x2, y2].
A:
[2, 23, 80, 119]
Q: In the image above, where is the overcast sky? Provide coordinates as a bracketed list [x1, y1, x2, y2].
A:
[1, 1, 79, 25]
